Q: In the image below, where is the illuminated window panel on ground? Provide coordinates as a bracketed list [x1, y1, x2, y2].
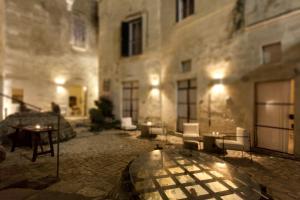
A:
[194, 172, 213, 181]
[176, 175, 195, 184]
[184, 164, 201, 172]
[137, 170, 149, 179]
[224, 180, 239, 189]
[186, 185, 209, 196]
[221, 194, 243, 200]
[199, 164, 211, 170]
[139, 191, 163, 200]
[209, 170, 224, 178]
[164, 188, 187, 199]
[168, 167, 185, 174]
[152, 169, 168, 177]
[135, 180, 155, 191]
[156, 177, 176, 187]
[176, 159, 192, 165]
[206, 181, 229, 193]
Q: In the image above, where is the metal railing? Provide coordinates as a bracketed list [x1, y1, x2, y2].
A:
[0, 92, 42, 112]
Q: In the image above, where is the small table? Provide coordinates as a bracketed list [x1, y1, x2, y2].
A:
[22, 126, 56, 162]
[203, 133, 225, 154]
[140, 122, 166, 138]
[11, 125, 56, 162]
[10, 125, 31, 152]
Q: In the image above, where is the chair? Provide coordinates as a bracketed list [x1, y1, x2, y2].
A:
[182, 123, 202, 149]
[216, 127, 252, 160]
[121, 117, 137, 131]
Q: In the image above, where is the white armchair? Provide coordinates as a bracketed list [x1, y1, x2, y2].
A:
[216, 127, 251, 159]
[183, 123, 201, 141]
[121, 117, 137, 131]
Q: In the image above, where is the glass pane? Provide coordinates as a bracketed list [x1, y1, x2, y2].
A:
[189, 89, 197, 103]
[178, 90, 187, 103]
[190, 105, 197, 119]
[123, 89, 131, 99]
[132, 89, 139, 99]
[178, 80, 188, 89]
[190, 79, 197, 87]
[178, 105, 188, 118]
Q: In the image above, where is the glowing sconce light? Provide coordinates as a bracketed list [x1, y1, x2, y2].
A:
[54, 77, 66, 85]
[35, 124, 41, 130]
[65, 0, 75, 11]
[212, 83, 225, 94]
[56, 86, 65, 94]
[150, 75, 160, 97]
[83, 86, 87, 92]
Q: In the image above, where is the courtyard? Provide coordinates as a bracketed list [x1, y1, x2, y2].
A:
[1, 126, 300, 200]
[1, 0, 300, 199]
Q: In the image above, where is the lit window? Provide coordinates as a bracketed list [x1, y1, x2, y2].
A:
[176, 0, 195, 22]
[12, 88, 24, 104]
[262, 42, 281, 64]
[72, 14, 87, 50]
[121, 17, 143, 57]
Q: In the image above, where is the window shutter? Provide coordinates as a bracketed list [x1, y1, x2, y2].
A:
[121, 22, 129, 57]
[189, 0, 195, 15]
[176, 0, 179, 22]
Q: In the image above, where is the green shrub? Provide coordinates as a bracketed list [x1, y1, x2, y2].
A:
[89, 96, 120, 131]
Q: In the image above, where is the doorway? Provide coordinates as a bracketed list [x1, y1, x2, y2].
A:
[66, 85, 87, 117]
[122, 81, 139, 123]
[255, 80, 295, 154]
[177, 79, 197, 132]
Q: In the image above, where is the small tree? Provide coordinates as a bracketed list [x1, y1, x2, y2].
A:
[89, 96, 119, 131]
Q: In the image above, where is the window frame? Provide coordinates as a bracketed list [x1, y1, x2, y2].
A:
[71, 13, 88, 51]
[261, 42, 282, 65]
[121, 17, 143, 57]
[176, 0, 195, 22]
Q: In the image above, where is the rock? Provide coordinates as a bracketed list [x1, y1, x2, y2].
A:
[0, 145, 5, 163]
[0, 112, 76, 144]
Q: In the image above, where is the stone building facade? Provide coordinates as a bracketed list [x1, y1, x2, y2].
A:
[98, 0, 300, 157]
[0, 0, 99, 118]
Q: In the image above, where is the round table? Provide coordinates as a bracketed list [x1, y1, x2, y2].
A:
[203, 133, 225, 154]
[129, 149, 262, 200]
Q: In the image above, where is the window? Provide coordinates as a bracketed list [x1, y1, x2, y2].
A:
[181, 60, 192, 73]
[176, 0, 195, 22]
[72, 14, 87, 50]
[177, 79, 197, 132]
[262, 42, 282, 64]
[121, 17, 143, 57]
[12, 88, 24, 104]
[103, 79, 111, 92]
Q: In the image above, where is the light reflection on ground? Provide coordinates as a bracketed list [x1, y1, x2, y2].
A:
[130, 149, 262, 200]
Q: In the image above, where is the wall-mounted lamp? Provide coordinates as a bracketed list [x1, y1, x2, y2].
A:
[54, 77, 66, 85]
[210, 79, 225, 94]
[56, 86, 65, 94]
[65, 0, 75, 11]
[150, 75, 161, 97]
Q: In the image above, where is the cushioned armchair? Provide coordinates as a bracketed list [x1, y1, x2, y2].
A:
[121, 117, 137, 131]
[183, 123, 201, 141]
[216, 127, 252, 159]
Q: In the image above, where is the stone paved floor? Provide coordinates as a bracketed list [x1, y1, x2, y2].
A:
[0, 128, 300, 200]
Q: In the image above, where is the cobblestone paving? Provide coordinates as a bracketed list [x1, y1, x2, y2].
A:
[0, 128, 300, 200]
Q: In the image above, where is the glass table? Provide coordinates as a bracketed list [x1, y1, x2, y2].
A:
[129, 149, 264, 200]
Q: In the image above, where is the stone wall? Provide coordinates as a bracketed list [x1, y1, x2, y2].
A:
[0, 0, 5, 119]
[98, 0, 300, 156]
[2, 0, 99, 118]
